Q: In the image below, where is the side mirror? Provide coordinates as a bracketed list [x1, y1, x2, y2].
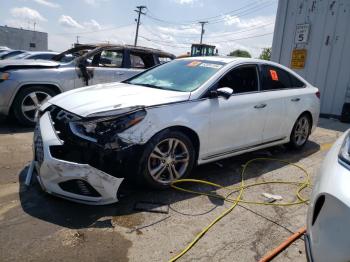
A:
[216, 87, 234, 99]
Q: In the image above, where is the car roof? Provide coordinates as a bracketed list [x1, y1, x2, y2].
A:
[178, 56, 297, 69]
[53, 44, 175, 62]
[178, 56, 273, 64]
[177, 56, 310, 84]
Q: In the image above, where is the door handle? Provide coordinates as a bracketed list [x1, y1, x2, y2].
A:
[291, 98, 300, 102]
[254, 103, 267, 109]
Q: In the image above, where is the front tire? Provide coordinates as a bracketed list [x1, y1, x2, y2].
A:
[12, 86, 58, 126]
[139, 130, 196, 189]
[287, 114, 311, 149]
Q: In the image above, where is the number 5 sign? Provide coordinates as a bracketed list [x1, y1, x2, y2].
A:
[295, 24, 310, 44]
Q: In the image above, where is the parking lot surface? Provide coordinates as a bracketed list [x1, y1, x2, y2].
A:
[0, 118, 348, 262]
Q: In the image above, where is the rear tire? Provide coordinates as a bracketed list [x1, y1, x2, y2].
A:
[12, 86, 58, 126]
[138, 130, 196, 189]
[287, 114, 311, 150]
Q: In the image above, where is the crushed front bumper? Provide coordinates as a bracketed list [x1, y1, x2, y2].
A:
[33, 112, 124, 205]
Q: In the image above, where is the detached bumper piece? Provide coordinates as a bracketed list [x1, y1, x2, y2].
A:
[33, 111, 125, 205]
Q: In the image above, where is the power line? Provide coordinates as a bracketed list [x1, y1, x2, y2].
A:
[207, 2, 275, 24]
[53, 23, 134, 36]
[134, 5, 147, 46]
[139, 31, 273, 46]
[144, 0, 274, 26]
[145, 21, 274, 40]
[208, 32, 274, 43]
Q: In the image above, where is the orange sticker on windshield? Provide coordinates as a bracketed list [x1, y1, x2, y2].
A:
[270, 69, 278, 81]
[187, 61, 201, 67]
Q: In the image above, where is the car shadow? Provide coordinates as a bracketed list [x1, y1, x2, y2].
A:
[0, 118, 33, 134]
[19, 141, 320, 230]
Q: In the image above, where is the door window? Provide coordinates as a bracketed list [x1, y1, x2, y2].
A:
[217, 65, 258, 94]
[129, 52, 157, 68]
[261, 65, 294, 91]
[290, 74, 305, 88]
[31, 54, 55, 60]
[158, 56, 172, 64]
[92, 50, 123, 68]
[130, 54, 145, 68]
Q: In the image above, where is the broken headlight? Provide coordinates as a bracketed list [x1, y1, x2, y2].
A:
[339, 132, 350, 169]
[69, 109, 146, 147]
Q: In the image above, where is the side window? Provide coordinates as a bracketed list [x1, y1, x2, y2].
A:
[92, 50, 123, 68]
[158, 56, 172, 64]
[290, 74, 305, 88]
[261, 65, 292, 91]
[130, 54, 145, 68]
[32, 54, 54, 60]
[129, 52, 156, 68]
[218, 66, 258, 94]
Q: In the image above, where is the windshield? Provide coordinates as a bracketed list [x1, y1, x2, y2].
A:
[126, 59, 225, 92]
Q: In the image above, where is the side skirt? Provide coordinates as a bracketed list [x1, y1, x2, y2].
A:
[198, 137, 287, 165]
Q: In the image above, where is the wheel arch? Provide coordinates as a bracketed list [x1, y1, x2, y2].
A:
[9, 83, 62, 113]
[152, 125, 201, 161]
[299, 110, 313, 129]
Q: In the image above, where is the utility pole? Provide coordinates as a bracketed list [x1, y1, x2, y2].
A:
[76, 35, 80, 44]
[134, 5, 147, 46]
[199, 21, 208, 44]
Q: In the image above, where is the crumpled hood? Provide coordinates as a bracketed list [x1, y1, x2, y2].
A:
[47, 82, 191, 117]
[0, 59, 60, 71]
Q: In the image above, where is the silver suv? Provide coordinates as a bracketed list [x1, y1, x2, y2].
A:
[0, 44, 174, 126]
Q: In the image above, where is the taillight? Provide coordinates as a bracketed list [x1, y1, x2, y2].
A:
[315, 91, 320, 99]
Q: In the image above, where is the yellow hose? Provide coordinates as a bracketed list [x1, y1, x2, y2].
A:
[168, 158, 311, 262]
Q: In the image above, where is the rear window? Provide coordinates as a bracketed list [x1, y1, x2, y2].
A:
[261, 65, 292, 91]
[261, 65, 305, 90]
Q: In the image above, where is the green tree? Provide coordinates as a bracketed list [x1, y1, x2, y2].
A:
[258, 47, 271, 60]
[228, 49, 251, 58]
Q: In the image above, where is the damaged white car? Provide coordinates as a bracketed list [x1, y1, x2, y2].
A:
[33, 57, 320, 205]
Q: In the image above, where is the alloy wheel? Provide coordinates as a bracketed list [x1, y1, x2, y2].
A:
[148, 138, 190, 184]
[294, 116, 310, 146]
[21, 91, 52, 123]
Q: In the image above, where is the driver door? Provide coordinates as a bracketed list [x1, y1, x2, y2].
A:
[89, 49, 126, 85]
[206, 65, 268, 158]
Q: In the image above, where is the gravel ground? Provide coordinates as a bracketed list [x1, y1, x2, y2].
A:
[0, 117, 348, 262]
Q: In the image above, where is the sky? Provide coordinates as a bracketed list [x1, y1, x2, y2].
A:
[0, 0, 278, 57]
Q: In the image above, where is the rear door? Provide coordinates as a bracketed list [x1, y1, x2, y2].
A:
[259, 64, 300, 142]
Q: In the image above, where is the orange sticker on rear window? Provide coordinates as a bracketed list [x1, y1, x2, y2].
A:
[187, 61, 201, 67]
[270, 69, 279, 81]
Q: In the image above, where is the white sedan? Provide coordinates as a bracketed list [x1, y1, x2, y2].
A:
[306, 129, 350, 262]
[33, 57, 320, 204]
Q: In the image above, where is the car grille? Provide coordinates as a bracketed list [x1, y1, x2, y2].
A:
[34, 124, 44, 165]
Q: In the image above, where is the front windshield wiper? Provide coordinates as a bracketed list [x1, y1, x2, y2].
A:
[127, 82, 166, 90]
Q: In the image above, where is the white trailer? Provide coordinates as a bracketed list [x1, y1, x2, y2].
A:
[271, 0, 350, 121]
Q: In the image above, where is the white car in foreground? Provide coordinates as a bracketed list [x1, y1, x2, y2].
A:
[306, 129, 350, 262]
[33, 57, 320, 204]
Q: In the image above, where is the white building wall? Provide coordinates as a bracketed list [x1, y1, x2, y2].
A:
[0, 26, 48, 51]
[271, 0, 350, 117]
